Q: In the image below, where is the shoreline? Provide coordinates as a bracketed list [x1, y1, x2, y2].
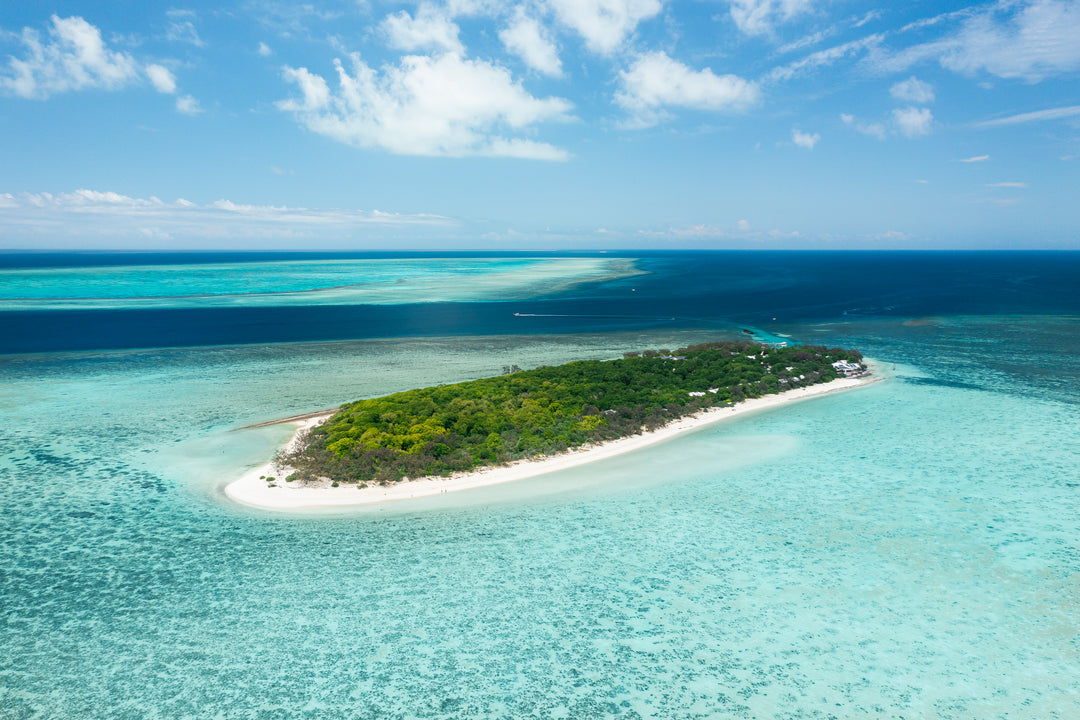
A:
[239, 408, 341, 429]
[224, 371, 879, 511]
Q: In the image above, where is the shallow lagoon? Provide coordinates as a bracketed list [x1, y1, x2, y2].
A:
[2, 255, 1079, 719]
[0, 256, 640, 310]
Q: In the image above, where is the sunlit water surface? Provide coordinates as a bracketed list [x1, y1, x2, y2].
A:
[1, 255, 1079, 719]
[0, 256, 639, 309]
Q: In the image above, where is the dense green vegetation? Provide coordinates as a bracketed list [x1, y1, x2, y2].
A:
[276, 341, 864, 485]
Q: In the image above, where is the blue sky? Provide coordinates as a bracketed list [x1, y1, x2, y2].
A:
[1, 0, 1078, 249]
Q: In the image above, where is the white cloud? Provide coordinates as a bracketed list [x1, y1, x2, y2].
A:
[940, 0, 1080, 80]
[176, 94, 202, 115]
[870, 230, 909, 242]
[0, 15, 189, 102]
[768, 228, 801, 239]
[792, 127, 820, 149]
[728, 0, 814, 36]
[278, 53, 573, 159]
[840, 113, 886, 139]
[258, 42, 273, 57]
[0, 15, 140, 99]
[871, 0, 1080, 81]
[444, 0, 503, 16]
[0, 189, 452, 243]
[382, 4, 465, 54]
[548, 0, 662, 55]
[976, 104, 1080, 126]
[890, 76, 934, 103]
[615, 51, 758, 127]
[145, 64, 177, 94]
[853, 10, 883, 28]
[165, 9, 205, 47]
[500, 8, 563, 77]
[637, 224, 730, 239]
[960, 154, 990, 162]
[893, 106, 933, 137]
[777, 29, 831, 55]
[63, 189, 163, 206]
[899, 7, 977, 34]
[768, 34, 883, 82]
[987, 181, 1027, 187]
[639, 222, 806, 243]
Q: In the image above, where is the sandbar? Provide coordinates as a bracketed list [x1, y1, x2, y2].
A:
[225, 370, 878, 511]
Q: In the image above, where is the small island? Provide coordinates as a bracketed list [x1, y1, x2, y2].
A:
[232, 341, 867, 507]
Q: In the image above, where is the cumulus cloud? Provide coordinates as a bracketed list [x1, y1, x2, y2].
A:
[727, 0, 814, 36]
[548, 0, 662, 55]
[176, 94, 202, 115]
[890, 76, 934, 103]
[145, 64, 177, 94]
[0, 15, 139, 98]
[258, 42, 273, 57]
[382, 4, 465, 54]
[60, 189, 164, 207]
[893, 106, 933, 137]
[278, 53, 573, 159]
[870, 0, 1080, 81]
[615, 51, 759, 127]
[792, 127, 820, 149]
[0, 15, 190, 103]
[0, 189, 452, 243]
[840, 113, 886, 139]
[500, 8, 563, 77]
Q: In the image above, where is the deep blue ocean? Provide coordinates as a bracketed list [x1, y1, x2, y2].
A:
[1, 252, 1078, 719]
[4, 251, 1080, 353]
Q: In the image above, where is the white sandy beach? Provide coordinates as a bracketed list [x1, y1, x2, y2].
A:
[225, 371, 878, 511]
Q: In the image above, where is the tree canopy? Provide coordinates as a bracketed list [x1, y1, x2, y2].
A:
[276, 341, 864, 485]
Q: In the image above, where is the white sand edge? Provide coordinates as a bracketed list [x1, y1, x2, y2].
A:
[225, 372, 879, 511]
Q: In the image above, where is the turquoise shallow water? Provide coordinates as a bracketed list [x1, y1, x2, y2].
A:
[4, 253, 1080, 718]
[0, 256, 638, 309]
[3, 314, 1079, 718]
